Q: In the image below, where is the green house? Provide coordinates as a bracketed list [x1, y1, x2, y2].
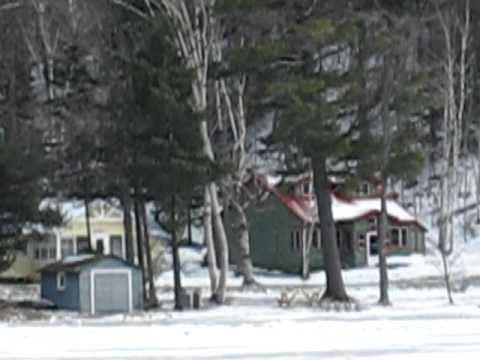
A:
[231, 177, 427, 274]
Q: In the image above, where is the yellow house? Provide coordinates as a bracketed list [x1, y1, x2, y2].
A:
[1, 199, 132, 279]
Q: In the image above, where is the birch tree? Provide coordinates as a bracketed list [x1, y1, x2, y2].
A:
[432, 0, 472, 304]
[111, 0, 231, 303]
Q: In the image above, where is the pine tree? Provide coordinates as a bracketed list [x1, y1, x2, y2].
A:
[0, 11, 61, 271]
[354, 10, 425, 306]
[215, 1, 358, 302]
[108, 15, 212, 309]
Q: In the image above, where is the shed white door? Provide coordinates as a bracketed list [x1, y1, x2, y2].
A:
[90, 269, 133, 314]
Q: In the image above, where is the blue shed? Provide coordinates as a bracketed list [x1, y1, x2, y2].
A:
[40, 255, 144, 314]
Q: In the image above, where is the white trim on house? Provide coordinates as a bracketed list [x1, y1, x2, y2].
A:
[89, 268, 133, 315]
[55, 229, 62, 260]
[121, 235, 126, 259]
[73, 236, 78, 256]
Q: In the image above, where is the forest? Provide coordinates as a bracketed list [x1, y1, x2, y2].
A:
[3, 0, 480, 358]
[1, 0, 480, 331]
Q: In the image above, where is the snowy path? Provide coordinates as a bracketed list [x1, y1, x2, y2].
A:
[1, 295, 480, 360]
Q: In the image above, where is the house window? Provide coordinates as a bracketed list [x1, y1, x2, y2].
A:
[336, 230, 342, 249]
[359, 182, 370, 195]
[61, 237, 75, 258]
[312, 228, 322, 249]
[57, 272, 66, 291]
[303, 182, 311, 195]
[391, 227, 407, 247]
[343, 230, 353, 252]
[290, 229, 302, 251]
[33, 234, 57, 261]
[77, 236, 90, 254]
[110, 235, 123, 258]
[401, 228, 408, 245]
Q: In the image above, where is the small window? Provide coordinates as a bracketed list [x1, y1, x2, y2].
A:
[359, 182, 370, 195]
[362, 182, 370, 195]
[401, 228, 408, 246]
[110, 235, 123, 258]
[390, 228, 407, 247]
[34, 248, 40, 259]
[303, 182, 310, 195]
[77, 236, 90, 254]
[343, 230, 353, 252]
[57, 272, 66, 291]
[61, 237, 75, 258]
[290, 229, 301, 251]
[391, 228, 400, 246]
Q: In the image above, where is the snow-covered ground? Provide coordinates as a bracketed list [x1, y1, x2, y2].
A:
[1, 242, 480, 359]
[156, 240, 480, 289]
[1, 286, 480, 359]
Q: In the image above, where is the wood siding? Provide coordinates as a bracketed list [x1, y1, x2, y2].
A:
[244, 198, 426, 273]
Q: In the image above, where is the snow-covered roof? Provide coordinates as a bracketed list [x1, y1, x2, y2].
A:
[40, 198, 123, 222]
[61, 254, 95, 264]
[331, 196, 425, 229]
[266, 185, 426, 231]
[41, 254, 137, 273]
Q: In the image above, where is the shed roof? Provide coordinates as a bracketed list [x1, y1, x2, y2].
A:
[41, 254, 137, 273]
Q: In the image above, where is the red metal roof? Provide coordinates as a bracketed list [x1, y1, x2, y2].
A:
[257, 175, 426, 231]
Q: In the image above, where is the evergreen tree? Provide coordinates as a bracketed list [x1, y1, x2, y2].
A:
[353, 11, 425, 305]
[0, 125, 61, 271]
[106, 14, 212, 309]
[215, 1, 358, 302]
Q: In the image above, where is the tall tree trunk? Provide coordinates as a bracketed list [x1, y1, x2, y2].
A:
[312, 156, 350, 302]
[209, 182, 229, 304]
[440, 248, 454, 305]
[203, 187, 219, 295]
[121, 185, 134, 264]
[438, 175, 455, 305]
[301, 223, 314, 280]
[141, 201, 158, 306]
[231, 200, 257, 287]
[378, 180, 390, 306]
[134, 198, 145, 274]
[171, 194, 183, 310]
[84, 197, 93, 253]
[187, 206, 193, 246]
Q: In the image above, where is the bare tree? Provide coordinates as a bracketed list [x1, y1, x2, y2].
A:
[433, 0, 472, 305]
